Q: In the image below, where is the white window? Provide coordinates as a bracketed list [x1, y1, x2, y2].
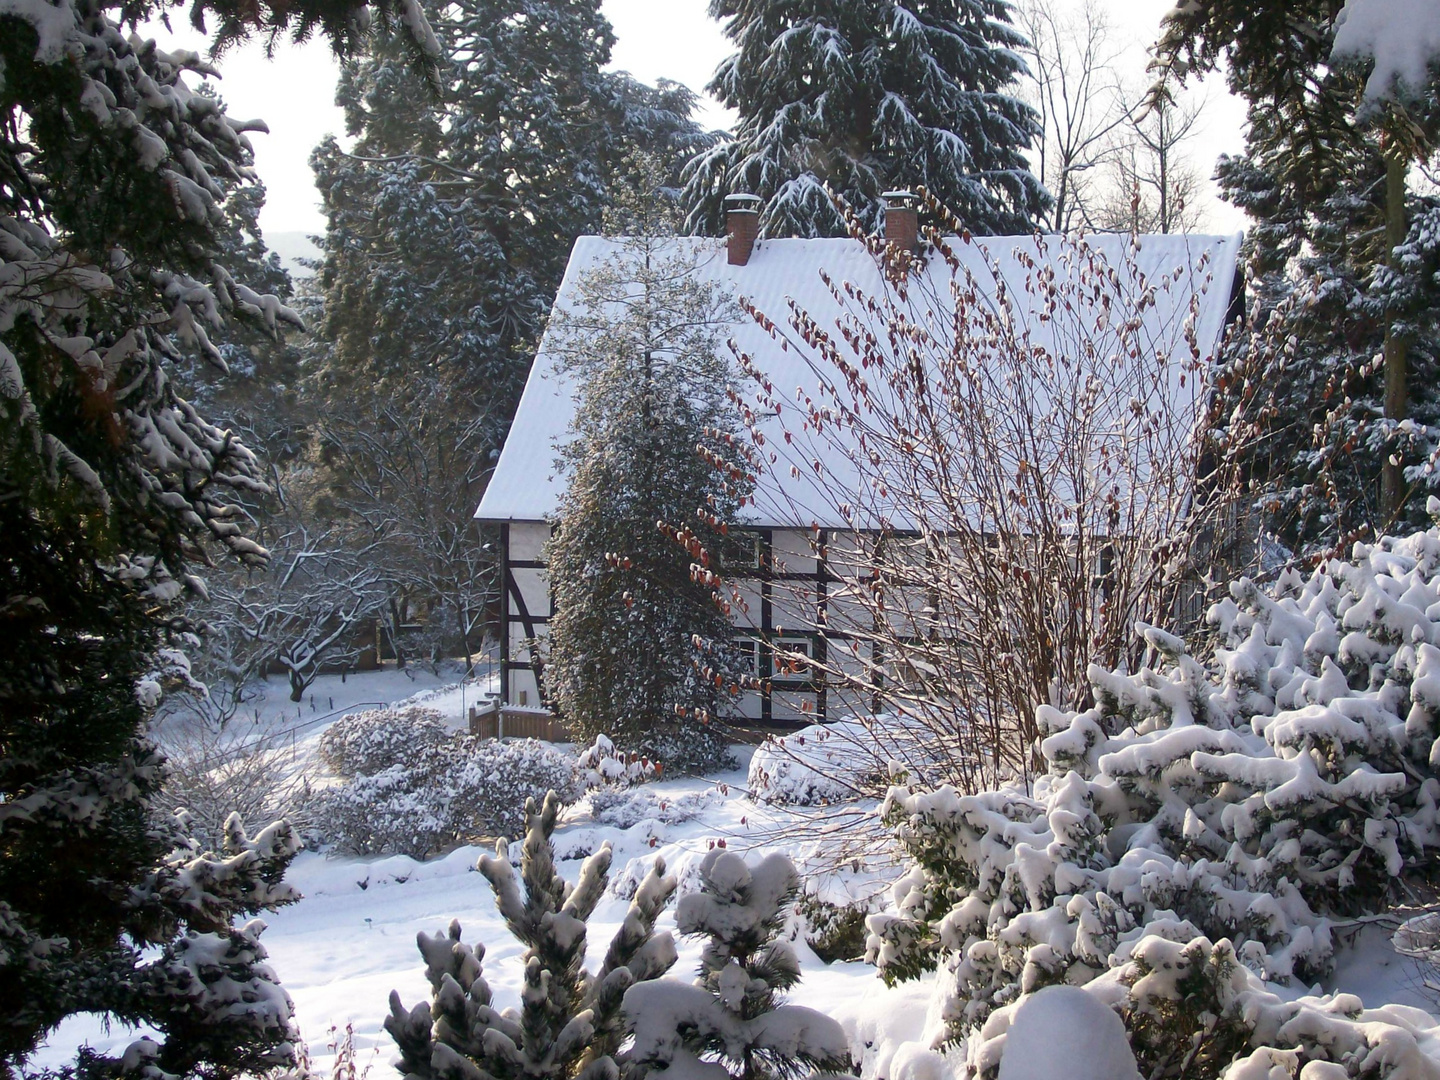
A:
[730, 637, 761, 676]
[771, 636, 814, 683]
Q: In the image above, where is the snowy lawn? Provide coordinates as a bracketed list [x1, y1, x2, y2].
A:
[38, 674, 908, 1074]
[155, 663, 498, 742]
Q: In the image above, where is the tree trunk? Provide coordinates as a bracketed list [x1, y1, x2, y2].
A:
[289, 665, 307, 702]
[458, 603, 473, 675]
[388, 597, 406, 669]
[1382, 146, 1410, 523]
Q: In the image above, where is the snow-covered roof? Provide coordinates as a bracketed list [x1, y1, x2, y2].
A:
[475, 231, 1243, 527]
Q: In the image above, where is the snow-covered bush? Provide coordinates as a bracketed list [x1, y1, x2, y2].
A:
[316, 706, 450, 780]
[451, 738, 579, 841]
[797, 889, 879, 964]
[748, 718, 895, 804]
[313, 713, 579, 856]
[625, 849, 852, 1080]
[385, 792, 680, 1080]
[576, 733, 661, 789]
[310, 764, 455, 859]
[156, 718, 318, 850]
[971, 932, 1440, 1080]
[588, 786, 717, 830]
[869, 517, 1440, 1075]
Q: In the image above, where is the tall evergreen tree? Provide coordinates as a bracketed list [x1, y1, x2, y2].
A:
[1156, 0, 1440, 548]
[682, 0, 1048, 238]
[543, 230, 746, 772]
[307, 0, 713, 657]
[310, 0, 713, 415]
[311, 0, 617, 406]
[0, 0, 435, 1072]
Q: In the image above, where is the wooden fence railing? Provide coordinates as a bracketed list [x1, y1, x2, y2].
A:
[468, 702, 572, 742]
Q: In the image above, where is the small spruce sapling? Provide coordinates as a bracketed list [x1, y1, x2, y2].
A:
[386, 792, 678, 1080]
[625, 849, 851, 1080]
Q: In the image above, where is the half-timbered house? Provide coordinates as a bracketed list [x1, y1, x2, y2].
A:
[475, 196, 1243, 726]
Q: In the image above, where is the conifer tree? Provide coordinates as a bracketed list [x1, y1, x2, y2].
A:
[310, 0, 713, 428]
[385, 792, 679, 1080]
[1155, 0, 1440, 547]
[682, 0, 1048, 238]
[542, 230, 747, 771]
[311, 0, 615, 408]
[625, 849, 852, 1080]
[0, 0, 435, 1071]
[306, 0, 713, 656]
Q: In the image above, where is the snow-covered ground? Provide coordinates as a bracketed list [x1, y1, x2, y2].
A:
[259, 754, 902, 1077]
[37, 670, 903, 1074]
[32, 667, 1440, 1077]
[156, 663, 499, 737]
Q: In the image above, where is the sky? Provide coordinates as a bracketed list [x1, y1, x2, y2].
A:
[171, 0, 1248, 241]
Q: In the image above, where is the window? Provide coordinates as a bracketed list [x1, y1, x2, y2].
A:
[720, 530, 766, 571]
[771, 636, 814, 684]
[730, 637, 761, 677]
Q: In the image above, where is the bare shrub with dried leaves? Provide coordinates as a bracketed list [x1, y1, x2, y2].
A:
[155, 715, 319, 851]
[703, 194, 1257, 794]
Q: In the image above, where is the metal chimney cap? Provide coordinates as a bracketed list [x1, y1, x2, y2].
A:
[724, 193, 763, 209]
[882, 189, 918, 204]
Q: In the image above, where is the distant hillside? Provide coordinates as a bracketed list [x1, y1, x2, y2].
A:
[267, 231, 323, 279]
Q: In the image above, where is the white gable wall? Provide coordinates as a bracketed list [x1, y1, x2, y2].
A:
[500, 521, 550, 709]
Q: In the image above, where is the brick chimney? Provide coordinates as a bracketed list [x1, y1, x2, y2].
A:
[883, 190, 919, 255]
[725, 193, 761, 265]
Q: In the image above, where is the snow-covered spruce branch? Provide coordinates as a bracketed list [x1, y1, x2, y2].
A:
[385, 792, 679, 1080]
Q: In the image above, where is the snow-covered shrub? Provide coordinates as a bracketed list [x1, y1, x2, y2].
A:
[748, 718, 893, 804]
[156, 718, 318, 850]
[588, 786, 717, 830]
[972, 933, 1440, 1080]
[797, 889, 878, 964]
[451, 737, 580, 841]
[310, 764, 457, 859]
[625, 849, 852, 1080]
[576, 733, 661, 789]
[385, 793, 679, 1080]
[869, 517, 1440, 1073]
[316, 706, 450, 780]
[314, 720, 579, 856]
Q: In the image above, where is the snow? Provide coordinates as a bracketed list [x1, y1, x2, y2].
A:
[154, 664, 494, 744]
[35, 689, 890, 1075]
[32, 749, 1440, 1078]
[1332, 0, 1440, 102]
[993, 986, 1139, 1080]
[747, 717, 893, 804]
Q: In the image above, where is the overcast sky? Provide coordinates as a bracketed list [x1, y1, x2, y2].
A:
[178, 0, 1247, 240]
